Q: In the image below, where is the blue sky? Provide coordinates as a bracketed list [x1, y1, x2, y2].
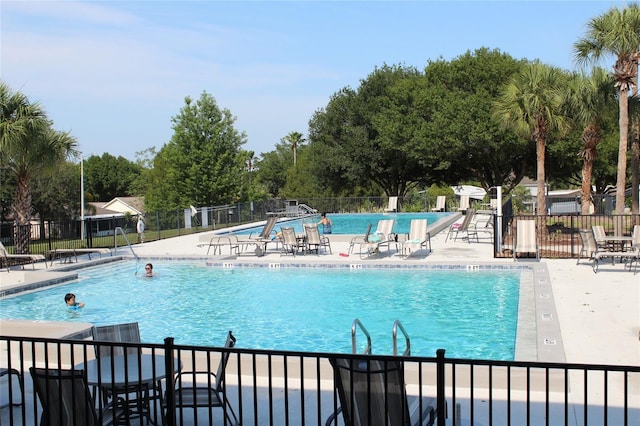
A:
[1, 1, 624, 161]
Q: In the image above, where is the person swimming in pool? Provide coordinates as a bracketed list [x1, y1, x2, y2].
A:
[318, 212, 332, 235]
[64, 293, 84, 310]
[144, 263, 154, 277]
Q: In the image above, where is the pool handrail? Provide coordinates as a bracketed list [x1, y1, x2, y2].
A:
[114, 226, 140, 261]
[351, 318, 372, 355]
[392, 319, 411, 356]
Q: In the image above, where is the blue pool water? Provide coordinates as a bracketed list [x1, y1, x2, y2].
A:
[0, 261, 521, 360]
[231, 212, 452, 235]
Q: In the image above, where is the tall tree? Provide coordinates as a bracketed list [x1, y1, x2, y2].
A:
[564, 68, 617, 214]
[493, 63, 570, 220]
[308, 64, 430, 197]
[130, 146, 157, 197]
[255, 139, 294, 197]
[574, 3, 640, 215]
[280, 147, 320, 198]
[31, 161, 80, 222]
[0, 82, 77, 253]
[420, 48, 530, 192]
[145, 92, 246, 211]
[631, 87, 640, 214]
[281, 131, 305, 166]
[83, 153, 143, 201]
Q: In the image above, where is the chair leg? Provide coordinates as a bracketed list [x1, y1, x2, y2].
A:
[222, 398, 240, 426]
[0, 368, 24, 407]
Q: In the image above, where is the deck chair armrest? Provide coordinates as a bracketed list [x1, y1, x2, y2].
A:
[174, 370, 218, 386]
[384, 232, 398, 243]
[324, 406, 343, 426]
[100, 396, 127, 424]
[104, 395, 127, 410]
[408, 396, 439, 426]
[420, 405, 437, 426]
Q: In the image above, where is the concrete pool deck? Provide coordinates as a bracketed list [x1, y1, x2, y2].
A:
[0, 217, 638, 367]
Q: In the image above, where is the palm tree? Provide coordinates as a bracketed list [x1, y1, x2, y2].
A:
[281, 131, 305, 166]
[574, 3, 640, 215]
[0, 82, 77, 253]
[632, 89, 640, 214]
[564, 68, 616, 214]
[493, 63, 570, 222]
[245, 150, 258, 199]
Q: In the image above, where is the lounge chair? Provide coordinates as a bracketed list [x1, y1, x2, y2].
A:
[198, 234, 241, 255]
[593, 250, 639, 273]
[591, 225, 611, 251]
[577, 229, 597, 265]
[445, 208, 476, 242]
[46, 247, 111, 265]
[325, 357, 441, 426]
[249, 216, 278, 240]
[237, 216, 280, 255]
[0, 241, 46, 272]
[478, 198, 499, 214]
[631, 225, 640, 273]
[457, 195, 470, 213]
[402, 219, 431, 258]
[348, 224, 373, 255]
[30, 367, 126, 426]
[632, 225, 640, 253]
[168, 331, 240, 425]
[0, 367, 24, 407]
[430, 196, 446, 212]
[384, 196, 398, 213]
[280, 226, 306, 256]
[358, 219, 395, 258]
[202, 219, 278, 257]
[466, 212, 494, 243]
[513, 220, 539, 261]
[304, 223, 332, 255]
[593, 225, 640, 273]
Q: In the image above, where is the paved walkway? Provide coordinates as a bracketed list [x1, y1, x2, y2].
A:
[1, 217, 638, 366]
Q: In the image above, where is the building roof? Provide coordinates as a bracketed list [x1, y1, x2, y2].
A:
[86, 197, 144, 218]
[102, 197, 144, 216]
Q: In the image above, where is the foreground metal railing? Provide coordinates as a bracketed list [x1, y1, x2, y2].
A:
[1, 335, 638, 425]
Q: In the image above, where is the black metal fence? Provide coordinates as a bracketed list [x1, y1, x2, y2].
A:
[2, 194, 639, 260]
[0, 196, 436, 255]
[497, 212, 640, 259]
[1, 335, 638, 425]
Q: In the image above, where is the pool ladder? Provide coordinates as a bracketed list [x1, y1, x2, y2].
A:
[351, 318, 411, 356]
[352, 319, 372, 354]
[114, 226, 140, 261]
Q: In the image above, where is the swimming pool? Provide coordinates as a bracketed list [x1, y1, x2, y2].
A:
[0, 261, 522, 360]
[231, 212, 453, 235]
